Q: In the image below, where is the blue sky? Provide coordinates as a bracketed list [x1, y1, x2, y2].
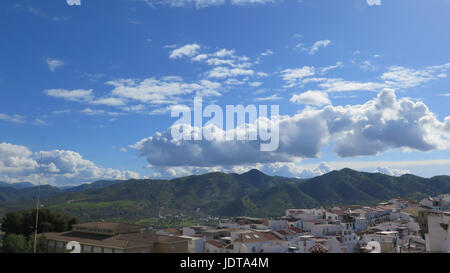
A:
[1, 0, 450, 185]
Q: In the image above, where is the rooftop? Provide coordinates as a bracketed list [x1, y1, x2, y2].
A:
[72, 221, 143, 235]
[40, 231, 187, 250]
[235, 231, 280, 243]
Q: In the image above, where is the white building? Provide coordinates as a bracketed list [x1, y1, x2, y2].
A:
[388, 198, 410, 209]
[302, 219, 327, 232]
[420, 194, 450, 212]
[420, 197, 442, 211]
[268, 219, 287, 231]
[311, 224, 342, 237]
[290, 235, 342, 253]
[425, 211, 450, 253]
[179, 235, 205, 253]
[285, 208, 324, 221]
[360, 231, 400, 253]
[232, 231, 285, 253]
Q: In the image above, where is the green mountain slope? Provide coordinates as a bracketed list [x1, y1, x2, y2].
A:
[1, 169, 449, 221]
[0, 181, 35, 189]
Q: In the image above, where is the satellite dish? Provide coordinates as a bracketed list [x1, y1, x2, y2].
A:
[366, 241, 381, 253]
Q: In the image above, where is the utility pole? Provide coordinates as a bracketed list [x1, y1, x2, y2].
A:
[33, 139, 44, 253]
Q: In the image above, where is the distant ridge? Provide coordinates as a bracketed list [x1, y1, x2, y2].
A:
[63, 180, 124, 192]
[0, 181, 35, 189]
[1, 168, 449, 221]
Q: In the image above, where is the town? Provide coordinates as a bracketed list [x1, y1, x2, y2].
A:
[24, 194, 450, 253]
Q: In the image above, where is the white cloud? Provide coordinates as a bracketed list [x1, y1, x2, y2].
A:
[169, 44, 201, 59]
[0, 113, 26, 123]
[290, 90, 331, 106]
[366, 0, 381, 6]
[0, 142, 139, 186]
[318, 78, 386, 92]
[214, 48, 235, 58]
[309, 40, 331, 55]
[46, 58, 64, 72]
[231, 0, 279, 5]
[106, 77, 222, 103]
[81, 108, 105, 116]
[132, 89, 450, 171]
[66, 0, 81, 6]
[249, 81, 263, 87]
[297, 162, 334, 178]
[375, 167, 411, 176]
[92, 97, 127, 106]
[52, 109, 71, 115]
[148, 161, 335, 179]
[33, 118, 47, 126]
[145, 0, 281, 9]
[320, 62, 343, 74]
[360, 60, 377, 71]
[282, 62, 450, 93]
[146, 158, 450, 179]
[260, 49, 274, 56]
[192, 54, 209, 62]
[281, 66, 315, 87]
[45, 89, 93, 102]
[254, 94, 283, 101]
[381, 64, 450, 89]
[208, 66, 254, 79]
[167, 45, 265, 89]
[0, 143, 38, 181]
[80, 108, 121, 117]
[293, 43, 307, 52]
[46, 77, 222, 115]
[280, 62, 343, 88]
[14, 5, 69, 22]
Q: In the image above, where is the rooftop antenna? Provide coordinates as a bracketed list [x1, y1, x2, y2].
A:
[33, 137, 44, 253]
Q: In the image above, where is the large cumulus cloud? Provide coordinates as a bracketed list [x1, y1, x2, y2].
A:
[0, 143, 139, 186]
[133, 89, 450, 171]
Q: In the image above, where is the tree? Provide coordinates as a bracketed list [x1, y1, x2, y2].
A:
[1, 208, 78, 239]
[2, 234, 31, 253]
[1, 211, 32, 237]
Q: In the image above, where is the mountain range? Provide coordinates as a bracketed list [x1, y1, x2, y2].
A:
[1, 168, 449, 222]
[0, 181, 34, 189]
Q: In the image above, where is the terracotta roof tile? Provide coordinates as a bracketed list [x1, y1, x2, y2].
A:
[40, 231, 187, 250]
[308, 243, 329, 253]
